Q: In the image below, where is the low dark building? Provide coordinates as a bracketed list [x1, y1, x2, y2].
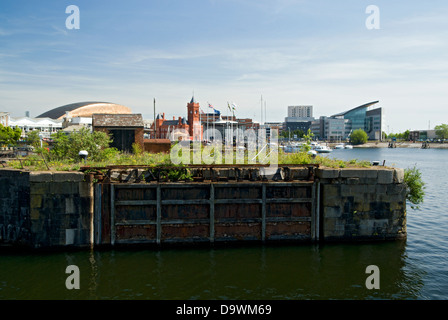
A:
[92, 114, 144, 153]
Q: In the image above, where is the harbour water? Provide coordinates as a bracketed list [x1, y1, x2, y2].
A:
[1, 148, 447, 300]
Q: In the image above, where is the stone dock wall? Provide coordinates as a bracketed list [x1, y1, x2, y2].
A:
[0, 166, 407, 250]
[0, 170, 93, 249]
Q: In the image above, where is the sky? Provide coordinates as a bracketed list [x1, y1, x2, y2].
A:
[1, 0, 447, 133]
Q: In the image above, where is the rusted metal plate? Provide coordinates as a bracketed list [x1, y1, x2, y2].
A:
[266, 203, 312, 218]
[265, 221, 311, 239]
[115, 225, 156, 242]
[162, 204, 209, 220]
[161, 224, 209, 240]
[215, 203, 261, 220]
[214, 222, 262, 241]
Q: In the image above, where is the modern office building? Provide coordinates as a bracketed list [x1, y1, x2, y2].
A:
[311, 101, 382, 141]
[284, 105, 315, 133]
[288, 105, 313, 118]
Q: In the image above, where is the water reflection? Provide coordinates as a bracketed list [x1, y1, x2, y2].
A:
[0, 240, 426, 300]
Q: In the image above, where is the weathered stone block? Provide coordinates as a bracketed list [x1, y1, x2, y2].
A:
[323, 184, 340, 197]
[324, 206, 342, 218]
[394, 168, 404, 183]
[378, 169, 394, 184]
[30, 183, 50, 195]
[376, 184, 388, 194]
[55, 182, 79, 195]
[30, 208, 40, 220]
[316, 168, 340, 179]
[29, 172, 53, 183]
[346, 178, 359, 185]
[52, 172, 84, 183]
[340, 168, 378, 179]
[79, 181, 92, 198]
[30, 195, 42, 209]
[65, 197, 76, 214]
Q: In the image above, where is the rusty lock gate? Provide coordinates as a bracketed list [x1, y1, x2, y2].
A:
[94, 182, 319, 246]
[92, 165, 320, 246]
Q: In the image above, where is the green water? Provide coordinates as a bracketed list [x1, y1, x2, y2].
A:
[0, 242, 418, 300]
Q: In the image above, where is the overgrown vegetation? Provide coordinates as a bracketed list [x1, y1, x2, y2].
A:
[404, 166, 425, 210]
[4, 129, 379, 171]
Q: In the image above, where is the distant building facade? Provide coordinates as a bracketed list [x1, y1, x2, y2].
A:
[150, 96, 203, 141]
[311, 101, 382, 141]
[9, 117, 63, 139]
[0, 112, 9, 127]
[409, 130, 437, 141]
[288, 105, 313, 118]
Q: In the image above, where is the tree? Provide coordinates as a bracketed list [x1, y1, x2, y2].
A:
[435, 124, 448, 140]
[26, 130, 41, 148]
[403, 129, 410, 141]
[350, 129, 368, 145]
[50, 127, 113, 161]
[0, 124, 22, 146]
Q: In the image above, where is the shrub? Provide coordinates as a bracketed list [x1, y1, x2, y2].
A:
[50, 128, 113, 162]
[404, 166, 425, 209]
[350, 129, 368, 145]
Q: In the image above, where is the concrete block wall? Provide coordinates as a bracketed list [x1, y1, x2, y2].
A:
[316, 167, 407, 241]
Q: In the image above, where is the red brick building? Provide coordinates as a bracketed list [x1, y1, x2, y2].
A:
[151, 96, 203, 141]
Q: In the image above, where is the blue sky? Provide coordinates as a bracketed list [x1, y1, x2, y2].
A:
[1, 0, 447, 133]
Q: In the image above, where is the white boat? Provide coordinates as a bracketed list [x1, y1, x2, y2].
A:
[314, 145, 332, 153]
[344, 144, 353, 149]
[334, 144, 345, 149]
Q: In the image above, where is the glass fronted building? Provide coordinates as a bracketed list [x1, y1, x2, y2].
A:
[311, 101, 382, 141]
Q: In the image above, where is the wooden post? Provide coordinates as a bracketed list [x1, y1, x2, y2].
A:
[110, 184, 115, 246]
[156, 184, 161, 244]
[94, 184, 102, 246]
[210, 183, 215, 243]
[262, 183, 266, 242]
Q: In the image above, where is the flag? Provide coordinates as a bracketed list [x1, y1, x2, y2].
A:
[214, 109, 221, 115]
[199, 108, 205, 114]
[231, 102, 237, 111]
[208, 103, 214, 109]
[227, 102, 232, 112]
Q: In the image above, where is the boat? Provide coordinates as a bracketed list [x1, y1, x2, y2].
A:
[334, 144, 345, 149]
[314, 145, 332, 153]
[344, 144, 353, 149]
